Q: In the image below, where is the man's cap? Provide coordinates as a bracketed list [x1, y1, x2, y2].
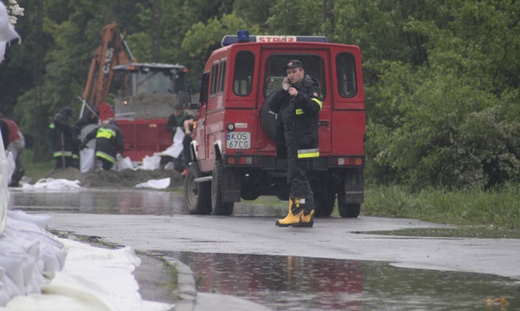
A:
[284, 60, 304, 70]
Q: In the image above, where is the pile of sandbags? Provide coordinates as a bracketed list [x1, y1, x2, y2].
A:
[0, 211, 66, 306]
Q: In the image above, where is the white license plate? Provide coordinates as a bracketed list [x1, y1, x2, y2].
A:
[226, 132, 251, 149]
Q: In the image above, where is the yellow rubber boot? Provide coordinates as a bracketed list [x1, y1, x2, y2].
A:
[300, 209, 314, 228]
[275, 198, 303, 227]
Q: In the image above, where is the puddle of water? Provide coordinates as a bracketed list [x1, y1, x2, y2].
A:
[162, 252, 519, 311]
[9, 189, 184, 215]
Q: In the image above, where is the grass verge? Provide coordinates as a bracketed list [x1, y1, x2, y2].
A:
[363, 183, 520, 238]
[21, 150, 54, 181]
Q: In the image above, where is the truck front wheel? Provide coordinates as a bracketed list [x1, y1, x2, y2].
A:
[312, 173, 336, 217]
[211, 160, 234, 216]
[184, 164, 212, 215]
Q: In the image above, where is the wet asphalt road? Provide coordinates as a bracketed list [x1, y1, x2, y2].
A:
[9, 188, 520, 310]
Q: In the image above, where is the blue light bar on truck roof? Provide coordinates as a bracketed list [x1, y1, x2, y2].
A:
[222, 34, 328, 46]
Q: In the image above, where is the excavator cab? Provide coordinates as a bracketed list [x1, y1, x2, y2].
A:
[111, 63, 189, 120]
[108, 63, 190, 161]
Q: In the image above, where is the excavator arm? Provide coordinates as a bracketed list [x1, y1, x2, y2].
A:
[82, 23, 136, 111]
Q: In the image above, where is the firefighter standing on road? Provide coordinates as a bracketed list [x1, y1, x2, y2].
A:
[50, 106, 75, 169]
[82, 120, 125, 171]
[269, 60, 323, 228]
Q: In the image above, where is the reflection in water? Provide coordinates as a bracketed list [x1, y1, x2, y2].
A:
[9, 189, 184, 215]
[167, 252, 519, 311]
[182, 253, 363, 311]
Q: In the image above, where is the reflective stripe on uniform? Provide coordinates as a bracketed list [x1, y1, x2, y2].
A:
[312, 98, 323, 109]
[295, 108, 303, 115]
[96, 128, 116, 139]
[297, 148, 319, 159]
[96, 151, 115, 163]
[53, 151, 73, 157]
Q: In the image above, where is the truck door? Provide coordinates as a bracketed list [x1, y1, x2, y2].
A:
[258, 49, 332, 154]
[194, 72, 209, 168]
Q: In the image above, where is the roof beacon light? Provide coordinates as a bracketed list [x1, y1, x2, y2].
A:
[237, 30, 250, 43]
[221, 32, 328, 46]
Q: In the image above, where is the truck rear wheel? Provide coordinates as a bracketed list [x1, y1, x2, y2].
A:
[314, 191, 335, 217]
[337, 169, 363, 218]
[338, 203, 361, 218]
[337, 189, 361, 218]
[184, 164, 212, 215]
[313, 173, 336, 217]
[211, 160, 234, 216]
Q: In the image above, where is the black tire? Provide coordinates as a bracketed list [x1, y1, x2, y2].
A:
[314, 191, 335, 217]
[184, 163, 211, 215]
[211, 160, 234, 216]
[337, 171, 362, 218]
[339, 203, 361, 218]
[313, 173, 336, 217]
[260, 90, 280, 141]
[337, 189, 361, 218]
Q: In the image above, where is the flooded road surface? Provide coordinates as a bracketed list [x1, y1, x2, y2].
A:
[10, 188, 184, 215]
[166, 252, 519, 311]
[9, 188, 281, 216]
[9, 189, 520, 310]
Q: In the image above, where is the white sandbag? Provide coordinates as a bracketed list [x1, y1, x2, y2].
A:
[7, 211, 51, 229]
[156, 126, 184, 159]
[0, 211, 67, 306]
[134, 178, 171, 189]
[6, 151, 14, 186]
[116, 156, 134, 171]
[4, 238, 172, 311]
[0, 133, 8, 234]
[140, 155, 161, 170]
[79, 148, 95, 173]
[163, 161, 174, 170]
[22, 178, 81, 190]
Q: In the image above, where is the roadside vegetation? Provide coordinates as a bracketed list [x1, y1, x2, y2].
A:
[363, 184, 520, 238]
[21, 151, 53, 181]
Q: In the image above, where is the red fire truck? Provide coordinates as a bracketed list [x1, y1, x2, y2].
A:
[183, 32, 365, 218]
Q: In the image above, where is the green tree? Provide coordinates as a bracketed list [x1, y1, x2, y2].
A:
[266, 0, 323, 35]
[13, 0, 144, 159]
[366, 0, 520, 189]
[233, 0, 273, 29]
